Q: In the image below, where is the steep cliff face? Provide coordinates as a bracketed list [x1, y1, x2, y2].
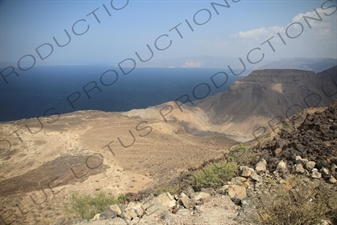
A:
[196, 66, 337, 136]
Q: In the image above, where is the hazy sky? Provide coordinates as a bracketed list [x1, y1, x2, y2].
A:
[0, 0, 336, 67]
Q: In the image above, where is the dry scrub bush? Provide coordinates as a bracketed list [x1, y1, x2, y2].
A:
[228, 143, 262, 168]
[66, 192, 126, 220]
[256, 180, 337, 225]
[192, 158, 238, 191]
[153, 183, 182, 196]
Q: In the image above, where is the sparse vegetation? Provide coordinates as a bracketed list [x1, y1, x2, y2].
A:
[233, 143, 248, 151]
[229, 145, 261, 168]
[282, 122, 291, 129]
[66, 192, 126, 220]
[192, 159, 238, 190]
[267, 177, 274, 184]
[256, 180, 337, 225]
[154, 183, 181, 196]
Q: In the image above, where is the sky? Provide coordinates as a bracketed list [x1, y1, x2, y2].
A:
[0, 0, 336, 68]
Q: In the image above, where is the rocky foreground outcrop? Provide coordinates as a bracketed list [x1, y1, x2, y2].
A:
[72, 100, 337, 225]
[250, 98, 337, 182]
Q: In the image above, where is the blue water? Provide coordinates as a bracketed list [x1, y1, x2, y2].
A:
[0, 66, 239, 122]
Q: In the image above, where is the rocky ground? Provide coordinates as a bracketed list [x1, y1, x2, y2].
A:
[1, 97, 336, 225]
[249, 99, 337, 180]
[74, 100, 337, 225]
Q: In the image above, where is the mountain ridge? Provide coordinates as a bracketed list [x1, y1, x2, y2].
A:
[257, 57, 337, 72]
[196, 66, 337, 136]
[122, 66, 337, 140]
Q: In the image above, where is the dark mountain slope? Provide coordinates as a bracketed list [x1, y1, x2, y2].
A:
[196, 66, 337, 136]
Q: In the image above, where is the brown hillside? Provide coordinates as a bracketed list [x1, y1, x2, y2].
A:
[196, 66, 337, 137]
[0, 110, 237, 225]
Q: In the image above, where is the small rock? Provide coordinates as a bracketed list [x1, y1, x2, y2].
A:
[179, 196, 193, 209]
[276, 160, 288, 173]
[276, 138, 289, 149]
[100, 206, 117, 219]
[176, 208, 191, 216]
[329, 176, 337, 184]
[231, 176, 247, 185]
[312, 168, 322, 179]
[255, 159, 267, 172]
[131, 217, 141, 224]
[91, 213, 101, 221]
[305, 161, 316, 170]
[161, 213, 172, 220]
[241, 198, 250, 207]
[250, 172, 263, 183]
[318, 219, 333, 225]
[216, 185, 229, 195]
[140, 199, 154, 211]
[182, 186, 195, 197]
[274, 148, 282, 156]
[302, 157, 310, 165]
[200, 187, 216, 196]
[295, 155, 302, 163]
[279, 179, 286, 184]
[227, 185, 247, 202]
[110, 204, 122, 216]
[295, 164, 305, 174]
[254, 182, 262, 190]
[155, 192, 176, 209]
[123, 208, 137, 220]
[195, 205, 204, 212]
[321, 167, 329, 175]
[240, 166, 254, 178]
[190, 192, 211, 202]
[145, 202, 169, 217]
[180, 192, 187, 198]
[332, 164, 337, 172]
[131, 203, 145, 217]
